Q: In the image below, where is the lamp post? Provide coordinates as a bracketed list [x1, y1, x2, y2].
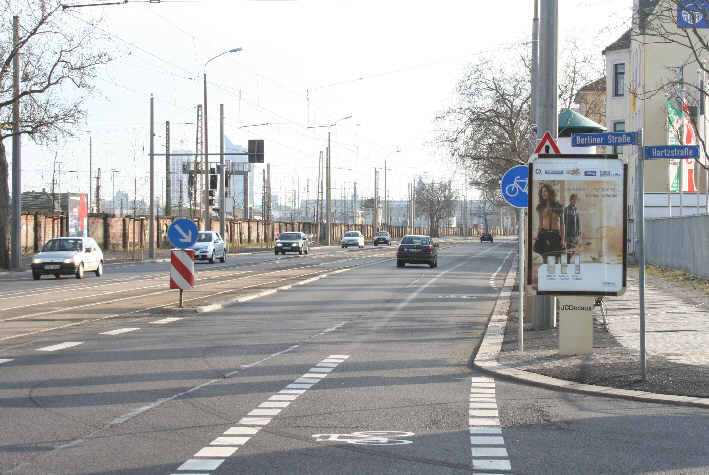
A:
[110, 169, 119, 216]
[307, 114, 352, 245]
[203, 47, 242, 229]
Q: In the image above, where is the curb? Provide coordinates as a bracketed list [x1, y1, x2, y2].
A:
[473, 259, 709, 409]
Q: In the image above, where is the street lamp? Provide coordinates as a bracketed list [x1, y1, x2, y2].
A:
[203, 47, 242, 229]
[307, 114, 353, 245]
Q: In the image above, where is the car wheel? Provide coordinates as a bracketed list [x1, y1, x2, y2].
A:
[209, 252, 215, 264]
[220, 250, 227, 263]
[298, 247, 303, 255]
[32, 270, 40, 280]
[75, 263, 84, 279]
[95, 261, 103, 277]
[55, 273, 61, 279]
[275, 250, 278, 255]
[397, 260, 404, 268]
[374, 242, 377, 246]
[304, 247, 309, 255]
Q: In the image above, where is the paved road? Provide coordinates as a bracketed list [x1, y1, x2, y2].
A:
[1, 239, 708, 474]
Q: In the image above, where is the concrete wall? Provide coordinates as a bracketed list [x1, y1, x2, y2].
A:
[645, 215, 709, 279]
[17, 213, 503, 254]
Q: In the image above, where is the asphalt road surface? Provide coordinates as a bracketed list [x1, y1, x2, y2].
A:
[0, 239, 708, 474]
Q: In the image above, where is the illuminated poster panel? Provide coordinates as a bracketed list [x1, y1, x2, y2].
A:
[527, 157, 627, 296]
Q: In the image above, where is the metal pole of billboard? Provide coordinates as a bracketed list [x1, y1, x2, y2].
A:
[636, 130, 647, 380]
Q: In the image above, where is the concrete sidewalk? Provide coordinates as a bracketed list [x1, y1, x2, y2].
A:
[475, 260, 709, 408]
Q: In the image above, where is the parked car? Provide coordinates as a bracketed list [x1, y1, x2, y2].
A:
[190, 231, 227, 263]
[340, 230, 365, 249]
[275, 232, 309, 255]
[480, 232, 494, 243]
[396, 235, 438, 268]
[373, 231, 391, 246]
[31, 237, 104, 280]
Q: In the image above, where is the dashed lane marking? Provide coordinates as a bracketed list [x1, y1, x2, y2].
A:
[469, 376, 511, 473]
[173, 355, 350, 474]
[100, 327, 140, 336]
[0, 358, 13, 365]
[36, 341, 83, 352]
[151, 317, 183, 325]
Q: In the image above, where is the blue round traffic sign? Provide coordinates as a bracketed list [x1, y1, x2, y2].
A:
[168, 218, 198, 248]
[501, 166, 529, 208]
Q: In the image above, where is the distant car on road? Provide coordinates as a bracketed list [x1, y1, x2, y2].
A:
[396, 235, 438, 268]
[190, 231, 227, 263]
[275, 232, 309, 255]
[480, 232, 494, 243]
[31, 237, 104, 280]
[373, 231, 391, 246]
[341, 231, 365, 249]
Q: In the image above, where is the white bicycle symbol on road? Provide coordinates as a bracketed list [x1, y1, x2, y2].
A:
[505, 176, 528, 198]
[312, 431, 414, 446]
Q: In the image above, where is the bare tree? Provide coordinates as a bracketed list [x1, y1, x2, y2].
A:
[0, 1, 110, 268]
[414, 179, 456, 237]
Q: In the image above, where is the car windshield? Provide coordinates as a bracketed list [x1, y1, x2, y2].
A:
[400, 236, 429, 245]
[344, 232, 359, 237]
[279, 233, 301, 240]
[42, 239, 82, 252]
[197, 232, 213, 242]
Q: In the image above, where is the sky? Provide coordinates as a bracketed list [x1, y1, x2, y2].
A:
[16, 0, 632, 208]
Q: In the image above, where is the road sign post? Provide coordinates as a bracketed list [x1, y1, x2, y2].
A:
[501, 165, 529, 352]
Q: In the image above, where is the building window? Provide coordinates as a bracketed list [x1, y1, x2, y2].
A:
[614, 63, 625, 97]
[613, 121, 625, 155]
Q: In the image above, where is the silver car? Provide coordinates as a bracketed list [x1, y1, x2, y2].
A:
[190, 231, 227, 264]
[275, 232, 309, 255]
[31, 237, 104, 280]
[340, 231, 364, 249]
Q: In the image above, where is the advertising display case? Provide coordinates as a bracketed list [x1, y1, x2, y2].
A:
[527, 156, 627, 296]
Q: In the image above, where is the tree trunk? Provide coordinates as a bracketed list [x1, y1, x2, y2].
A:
[0, 140, 9, 269]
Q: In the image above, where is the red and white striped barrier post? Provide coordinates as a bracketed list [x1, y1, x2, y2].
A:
[170, 249, 195, 308]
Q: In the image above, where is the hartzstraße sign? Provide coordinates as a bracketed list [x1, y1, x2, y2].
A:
[644, 145, 699, 160]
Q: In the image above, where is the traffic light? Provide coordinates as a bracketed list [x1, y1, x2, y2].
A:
[209, 189, 215, 206]
[209, 174, 217, 190]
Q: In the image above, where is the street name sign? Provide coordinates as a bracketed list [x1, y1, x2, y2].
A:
[572, 132, 636, 147]
[168, 218, 198, 248]
[644, 145, 700, 160]
[501, 165, 529, 208]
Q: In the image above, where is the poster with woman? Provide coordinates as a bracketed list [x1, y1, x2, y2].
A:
[527, 158, 626, 295]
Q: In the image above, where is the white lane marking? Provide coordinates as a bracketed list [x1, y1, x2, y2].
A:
[308, 367, 333, 373]
[100, 327, 140, 336]
[469, 376, 511, 474]
[287, 383, 313, 389]
[295, 377, 320, 384]
[176, 459, 224, 471]
[317, 363, 339, 368]
[36, 341, 83, 352]
[193, 446, 238, 458]
[151, 317, 183, 325]
[301, 373, 327, 379]
[269, 394, 298, 401]
[0, 358, 13, 365]
[174, 354, 349, 472]
[279, 389, 306, 394]
[489, 249, 514, 289]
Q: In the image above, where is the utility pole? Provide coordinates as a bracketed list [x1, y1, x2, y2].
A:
[326, 134, 332, 245]
[149, 94, 155, 259]
[219, 104, 226, 238]
[89, 137, 92, 214]
[203, 74, 210, 228]
[353, 182, 358, 225]
[95, 168, 102, 213]
[10, 15, 21, 269]
[165, 121, 171, 216]
[384, 160, 388, 226]
[267, 163, 272, 221]
[533, 0, 557, 330]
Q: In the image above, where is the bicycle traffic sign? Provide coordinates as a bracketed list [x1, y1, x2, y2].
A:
[167, 218, 198, 248]
[501, 165, 529, 208]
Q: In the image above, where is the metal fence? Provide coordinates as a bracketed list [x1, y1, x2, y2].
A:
[645, 215, 709, 279]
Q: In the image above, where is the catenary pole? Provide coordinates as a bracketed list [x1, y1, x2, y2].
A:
[326, 133, 331, 245]
[219, 104, 225, 239]
[149, 95, 155, 259]
[165, 121, 171, 216]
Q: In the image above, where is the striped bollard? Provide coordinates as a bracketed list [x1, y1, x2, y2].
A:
[170, 249, 195, 308]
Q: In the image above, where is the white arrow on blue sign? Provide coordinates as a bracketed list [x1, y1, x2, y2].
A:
[501, 165, 529, 208]
[168, 218, 198, 248]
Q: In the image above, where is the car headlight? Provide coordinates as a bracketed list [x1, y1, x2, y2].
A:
[63, 258, 74, 264]
[276, 242, 282, 246]
[292, 242, 299, 247]
[32, 258, 42, 264]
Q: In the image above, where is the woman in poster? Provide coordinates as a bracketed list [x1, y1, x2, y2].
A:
[533, 183, 564, 258]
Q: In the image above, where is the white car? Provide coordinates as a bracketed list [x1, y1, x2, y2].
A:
[31, 237, 104, 280]
[189, 231, 227, 263]
[341, 231, 365, 249]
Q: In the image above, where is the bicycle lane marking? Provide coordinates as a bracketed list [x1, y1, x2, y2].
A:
[469, 376, 511, 473]
[171, 355, 350, 474]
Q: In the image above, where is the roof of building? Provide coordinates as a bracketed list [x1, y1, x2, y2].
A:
[558, 108, 607, 137]
[603, 29, 631, 54]
[578, 76, 606, 94]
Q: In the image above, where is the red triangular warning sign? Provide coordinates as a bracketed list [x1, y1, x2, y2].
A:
[535, 131, 561, 154]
